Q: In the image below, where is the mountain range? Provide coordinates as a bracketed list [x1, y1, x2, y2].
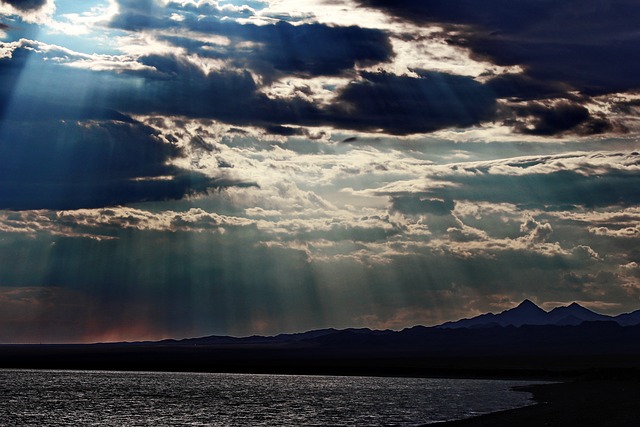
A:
[158, 300, 640, 346]
[3, 300, 640, 375]
[438, 299, 640, 328]
[133, 300, 640, 355]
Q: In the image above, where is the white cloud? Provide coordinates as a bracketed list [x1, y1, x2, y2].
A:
[590, 225, 640, 239]
[56, 207, 254, 233]
[46, 0, 119, 35]
[1, 38, 157, 73]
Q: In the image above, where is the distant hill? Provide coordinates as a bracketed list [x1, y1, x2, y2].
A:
[59, 320, 640, 363]
[127, 300, 640, 358]
[141, 300, 640, 352]
[438, 300, 638, 329]
[3, 301, 640, 376]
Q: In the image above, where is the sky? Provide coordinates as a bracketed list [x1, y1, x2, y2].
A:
[0, 0, 639, 343]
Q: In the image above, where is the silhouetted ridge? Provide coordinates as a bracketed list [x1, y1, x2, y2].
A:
[5, 302, 640, 376]
[616, 309, 640, 326]
[437, 300, 638, 329]
[129, 321, 640, 358]
[110, 301, 640, 352]
[439, 299, 547, 329]
[547, 303, 610, 324]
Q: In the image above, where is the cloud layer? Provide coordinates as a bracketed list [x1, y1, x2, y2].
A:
[0, 0, 638, 342]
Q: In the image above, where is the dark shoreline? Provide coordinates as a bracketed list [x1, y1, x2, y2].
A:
[431, 379, 640, 427]
[2, 343, 638, 378]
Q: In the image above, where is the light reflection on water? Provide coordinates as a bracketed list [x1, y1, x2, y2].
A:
[0, 370, 538, 426]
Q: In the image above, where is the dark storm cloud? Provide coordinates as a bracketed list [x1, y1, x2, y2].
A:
[0, 6, 540, 137]
[111, 0, 393, 78]
[236, 22, 392, 77]
[360, 0, 640, 96]
[359, 0, 550, 29]
[263, 125, 306, 137]
[101, 48, 495, 134]
[166, 22, 392, 78]
[15, 45, 306, 128]
[4, 44, 299, 137]
[390, 196, 454, 216]
[486, 75, 625, 136]
[0, 120, 246, 210]
[505, 101, 615, 136]
[6, 1, 623, 141]
[0, 0, 46, 11]
[108, 52, 325, 127]
[330, 71, 497, 134]
[486, 74, 571, 101]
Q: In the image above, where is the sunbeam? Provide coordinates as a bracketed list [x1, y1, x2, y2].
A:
[0, 0, 639, 345]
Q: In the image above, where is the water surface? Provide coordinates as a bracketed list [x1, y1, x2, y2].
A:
[0, 370, 539, 426]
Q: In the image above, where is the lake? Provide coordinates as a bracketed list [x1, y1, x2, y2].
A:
[0, 369, 540, 426]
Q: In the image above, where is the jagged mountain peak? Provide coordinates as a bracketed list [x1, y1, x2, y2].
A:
[555, 302, 591, 312]
[548, 302, 611, 323]
[518, 299, 539, 308]
[511, 299, 546, 313]
[438, 300, 616, 329]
